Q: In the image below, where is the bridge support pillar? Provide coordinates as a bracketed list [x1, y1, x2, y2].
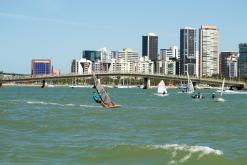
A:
[41, 80, 46, 88]
[0, 72, 2, 88]
[143, 77, 150, 89]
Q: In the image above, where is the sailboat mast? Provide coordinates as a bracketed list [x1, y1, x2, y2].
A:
[221, 78, 225, 97]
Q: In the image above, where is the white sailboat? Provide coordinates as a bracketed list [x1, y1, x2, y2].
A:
[215, 78, 225, 102]
[156, 80, 168, 96]
[186, 72, 194, 93]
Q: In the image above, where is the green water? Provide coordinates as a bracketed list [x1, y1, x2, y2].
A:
[0, 87, 247, 165]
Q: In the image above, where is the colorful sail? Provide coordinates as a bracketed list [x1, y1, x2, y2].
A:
[92, 73, 114, 107]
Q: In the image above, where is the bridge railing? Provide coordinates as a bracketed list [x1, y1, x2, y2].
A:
[1, 71, 245, 85]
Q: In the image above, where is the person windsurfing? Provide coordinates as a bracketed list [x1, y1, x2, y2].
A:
[93, 92, 102, 104]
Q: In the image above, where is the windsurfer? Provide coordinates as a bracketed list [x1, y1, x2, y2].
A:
[93, 92, 102, 104]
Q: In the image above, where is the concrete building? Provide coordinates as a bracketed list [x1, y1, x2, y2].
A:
[52, 68, 61, 76]
[142, 33, 158, 61]
[71, 58, 92, 74]
[238, 43, 247, 79]
[160, 46, 179, 60]
[98, 47, 111, 62]
[117, 48, 139, 63]
[134, 56, 154, 74]
[180, 27, 197, 76]
[220, 52, 239, 78]
[31, 59, 52, 76]
[92, 60, 111, 73]
[161, 57, 176, 75]
[118, 48, 139, 73]
[82, 50, 101, 62]
[199, 25, 220, 77]
[109, 59, 130, 73]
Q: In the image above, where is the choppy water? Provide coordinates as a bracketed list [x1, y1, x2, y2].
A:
[0, 86, 247, 165]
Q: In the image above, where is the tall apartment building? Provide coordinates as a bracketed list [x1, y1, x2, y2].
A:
[82, 50, 101, 62]
[238, 43, 247, 79]
[31, 59, 51, 76]
[220, 52, 239, 78]
[142, 33, 158, 61]
[180, 27, 197, 76]
[161, 57, 176, 75]
[135, 56, 154, 74]
[199, 25, 220, 77]
[117, 48, 139, 63]
[160, 46, 179, 60]
[71, 58, 92, 74]
[117, 48, 139, 73]
[109, 59, 130, 73]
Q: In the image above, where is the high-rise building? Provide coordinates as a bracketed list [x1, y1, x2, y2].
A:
[180, 27, 197, 76]
[117, 48, 139, 63]
[238, 43, 247, 79]
[117, 48, 139, 73]
[31, 59, 51, 76]
[109, 59, 130, 73]
[142, 33, 158, 61]
[71, 58, 92, 74]
[161, 58, 176, 75]
[82, 50, 101, 62]
[220, 52, 239, 78]
[199, 25, 220, 77]
[134, 56, 154, 74]
[160, 46, 179, 60]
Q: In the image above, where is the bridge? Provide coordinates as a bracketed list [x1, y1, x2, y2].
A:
[0, 72, 245, 89]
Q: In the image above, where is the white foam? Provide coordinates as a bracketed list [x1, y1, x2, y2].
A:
[149, 144, 223, 163]
[79, 104, 102, 108]
[149, 144, 223, 155]
[26, 101, 64, 107]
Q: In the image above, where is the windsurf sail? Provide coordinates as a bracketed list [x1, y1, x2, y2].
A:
[92, 73, 116, 108]
[187, 72, 194, 93]
[157, 80, 168, 94]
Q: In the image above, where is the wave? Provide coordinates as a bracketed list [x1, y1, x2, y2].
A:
[147, 144, 223, 164]
[79, 104, 102, 108]
[85, 144, 225, 165]
[26, 101, 75, 107]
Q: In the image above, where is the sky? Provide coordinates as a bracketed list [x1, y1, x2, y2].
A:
[0, 0, 247, 74]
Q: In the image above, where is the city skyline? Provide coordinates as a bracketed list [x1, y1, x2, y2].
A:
[1, 0, 247, 73]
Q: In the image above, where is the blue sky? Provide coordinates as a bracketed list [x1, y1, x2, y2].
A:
[0, 0, 247, 73]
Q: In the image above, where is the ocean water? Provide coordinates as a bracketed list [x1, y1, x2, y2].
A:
[0, 86, 247, 165]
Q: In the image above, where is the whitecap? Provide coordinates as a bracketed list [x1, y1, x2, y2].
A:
[148, 144, 223, 156]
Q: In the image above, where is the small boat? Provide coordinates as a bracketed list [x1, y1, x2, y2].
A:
[92, 73, 120, 108]
[191, 92, 204, 99]
[179, 72, 194, 94]
[156, 80, 168, 96]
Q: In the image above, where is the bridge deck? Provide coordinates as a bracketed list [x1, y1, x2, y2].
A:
[1, 73, 245, 88]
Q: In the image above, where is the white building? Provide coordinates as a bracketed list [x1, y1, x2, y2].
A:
[229, 57, 238, 78]
[160, 46, 179, 60]
[134, 56, 154, 74]
[92, 60, 111, 73]
[117, 48, 139, 73]
[199, 25, 220, 77]
[161, 57, 176, 75]
[117, 48, 139, 63]
[109, 59, 130, 73]
[71, 58, 92, 74]
[98, 47, 111, 62]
